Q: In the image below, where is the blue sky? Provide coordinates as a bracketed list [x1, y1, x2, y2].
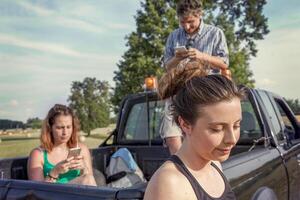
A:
[0, 0, 299, 122]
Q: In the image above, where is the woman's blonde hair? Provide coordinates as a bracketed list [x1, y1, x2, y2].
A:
[40, 104, 80, 152]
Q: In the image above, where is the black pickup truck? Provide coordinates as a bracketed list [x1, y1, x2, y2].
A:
[0, 87, 300, 200]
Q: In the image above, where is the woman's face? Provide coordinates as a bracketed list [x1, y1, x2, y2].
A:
[51, 114, 73, 145]
[182, 97, 242, 162]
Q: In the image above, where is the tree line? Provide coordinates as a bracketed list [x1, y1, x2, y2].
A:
[0, 118, 42, 130]
[286, 99, 300, 115]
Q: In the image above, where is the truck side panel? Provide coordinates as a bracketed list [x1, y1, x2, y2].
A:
[265, 92, 300, 200]
[0, 157, 28, 180]
[223, 147, 288, 200]
[0, 179, 119, 200]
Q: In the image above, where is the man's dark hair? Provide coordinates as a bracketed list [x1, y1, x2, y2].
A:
[176, 0, 203, 17]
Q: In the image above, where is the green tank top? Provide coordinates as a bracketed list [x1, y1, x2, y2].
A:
[43, 150, 81, 183]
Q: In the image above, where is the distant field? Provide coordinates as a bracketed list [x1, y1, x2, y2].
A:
[0, 125, 115, 159]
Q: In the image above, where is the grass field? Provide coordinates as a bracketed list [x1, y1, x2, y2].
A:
[0, 125, 115, 159]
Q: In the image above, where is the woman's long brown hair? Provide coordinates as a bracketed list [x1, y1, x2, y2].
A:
[40, 104, 80, 152]
[158, 60, 209, 100]
[158, 60, 245, 126]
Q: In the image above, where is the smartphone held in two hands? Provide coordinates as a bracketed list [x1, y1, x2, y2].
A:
[175, 45, 187, 53]
[67, 147, 81, 158]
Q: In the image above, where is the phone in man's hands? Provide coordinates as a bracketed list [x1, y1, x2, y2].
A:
[175, 45, 187, 53]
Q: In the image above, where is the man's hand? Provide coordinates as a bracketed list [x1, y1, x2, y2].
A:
[175, 49, 189, 60]
[186, 48, 228, 70]
[187, 48, 208, 62]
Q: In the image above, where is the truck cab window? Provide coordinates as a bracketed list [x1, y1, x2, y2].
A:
[239, 98, 263, 144]
[258, 91, 285, 143]
[123, 100, 165, 140]
[123, 96, 263, 144]
[274, 99, 298, 142]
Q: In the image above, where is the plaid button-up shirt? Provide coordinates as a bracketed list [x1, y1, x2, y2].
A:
[163, 20, 229, 70]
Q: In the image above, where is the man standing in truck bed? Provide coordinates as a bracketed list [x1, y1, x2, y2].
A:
[161, 0, 229, 154]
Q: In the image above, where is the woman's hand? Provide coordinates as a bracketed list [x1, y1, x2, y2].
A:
[50, 157, 74, 178]
[68, 155, 87, 173]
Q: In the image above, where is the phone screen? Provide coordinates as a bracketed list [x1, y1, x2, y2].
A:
[67, 148, 81, 158]
[175, 46, 187, 53]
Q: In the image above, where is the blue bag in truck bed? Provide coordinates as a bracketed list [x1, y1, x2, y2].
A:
[106, 148, 146, 188]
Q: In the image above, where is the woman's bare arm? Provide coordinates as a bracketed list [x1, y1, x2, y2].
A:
[27, 148, 46, 181]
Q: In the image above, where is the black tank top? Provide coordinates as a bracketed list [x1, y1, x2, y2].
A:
[169, 155, 236, 200]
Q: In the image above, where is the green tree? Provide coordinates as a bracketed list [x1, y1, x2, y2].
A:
[26, 117, 42, 129]
[113, 0, 269, 111]
[286, 98, 300, 114]
[0, 119, 25, 130]
[68, 77, 111, 136]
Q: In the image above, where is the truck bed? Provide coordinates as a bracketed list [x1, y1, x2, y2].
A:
[0, 143, 288, 200]
[0, 144, 252, 182]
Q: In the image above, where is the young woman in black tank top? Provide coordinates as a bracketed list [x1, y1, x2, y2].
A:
[144, 67, 245, 199]
[168, 155, 236, 200]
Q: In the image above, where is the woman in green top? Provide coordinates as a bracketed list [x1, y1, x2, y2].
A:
[27, 104, 96, 186]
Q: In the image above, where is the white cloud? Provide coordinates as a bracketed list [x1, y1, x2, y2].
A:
[64, 4, 97, 17]
[0, 106, 34, 122]
[250, 28, 300, 99]
[25, 108, 33, 116]
[10, 100, 19, 107]
[16, 1, 103, 33]
[0, 97, 48, 122]
[18, 1, 135, 33]
[55, 17, 103, 33]
[0, 33, 119, 61]
[17, 1, 52, 16]
[0, 110, 11, 116]
[0, 51, 119, 75]
[0, 33, 82, 57]
[107, 23, 131, 30]
[257, 78, 277, 87]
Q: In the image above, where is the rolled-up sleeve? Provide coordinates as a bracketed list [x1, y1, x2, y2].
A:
[213, 29, 229, 66]
[163, 33, 175, 67]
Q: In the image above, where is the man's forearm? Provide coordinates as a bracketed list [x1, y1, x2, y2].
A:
[165, 57, 182, 72]
[165, 136, 182, 155]
[165, 53, 228, 72]
[203, 54, 228, 70]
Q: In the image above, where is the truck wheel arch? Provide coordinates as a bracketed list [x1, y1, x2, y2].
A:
[251, 187, 278, 200]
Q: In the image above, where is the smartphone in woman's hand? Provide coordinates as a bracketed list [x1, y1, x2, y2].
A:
[67, 147, 81, 158]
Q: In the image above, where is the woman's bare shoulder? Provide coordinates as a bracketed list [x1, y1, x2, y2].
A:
[153, 161, 181, 178]
[78, 142, 88, 150]
[78, 143, 91, 156]
[144, 161, 188, 200]
[28, 147, 44, 166]
[29, 147, 44, 157]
